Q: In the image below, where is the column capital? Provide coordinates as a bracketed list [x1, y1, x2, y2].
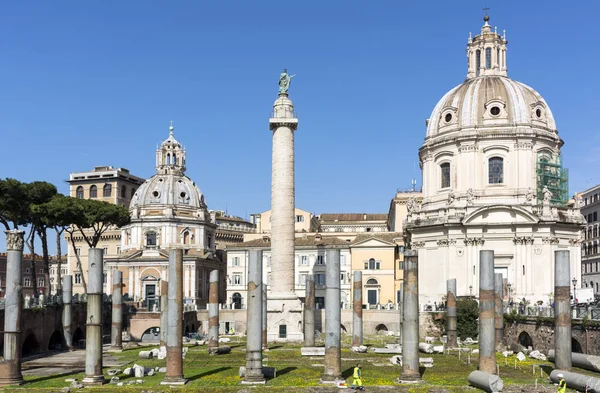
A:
[269, 118, 298, 131]
[4, 230, 25, 252]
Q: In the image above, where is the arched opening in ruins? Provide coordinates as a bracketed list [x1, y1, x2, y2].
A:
[572, 337, 583, 353]
[375, 324, 389, 334]
[518, 331, 533, 349]
[48, 331, 64, 351]
[22, 333, 41, 357]
[72, 327, 85, 347]
[141, 327, 160, 343]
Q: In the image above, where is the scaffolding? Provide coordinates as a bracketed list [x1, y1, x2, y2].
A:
[536, 152, 569, 206]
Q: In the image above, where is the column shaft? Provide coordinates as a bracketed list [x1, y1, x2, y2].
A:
[401, 250, 420, 381]
[304, 274, 315, 347]
[0, 230, 25, 386]
[111, 270, 123, 350]
[62, 275, 74, 351]
[478, 250, 496, 374]
[208, 270, 220, 351]
[352, 271, 363, 346]
[554, 250, 572, 371]
[262, 286, 268, 349]
[82, 248, 105, 385]
[160, 280, 168, 348]
[322, 249, 341, 382]
[494, 273, 504, 349]
[446, 278, 457, 348]
[162, 249, 186, 385]
[244, 250, 265, 384]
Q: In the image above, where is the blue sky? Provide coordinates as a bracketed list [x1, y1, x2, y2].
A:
[1, 1, 599, 253]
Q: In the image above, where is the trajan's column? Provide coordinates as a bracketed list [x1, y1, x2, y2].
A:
[267, 69, 303, 341]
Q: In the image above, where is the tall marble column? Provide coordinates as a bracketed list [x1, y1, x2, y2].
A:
[352, 271, 363, 347]
[478, 250, 496, 374]
[494, 273, 504, 350]
[208, 270, 220, 353]
[0, 230, 25, 387]
[303, 274, 315, 347]
[110, 270, 123, 351]
[400, 250, 420, 382]
[243, 250, 265, 384]
[62, 275, 74, 351]
[554, 250, 572, 371]
[446, 279, 457, 348]
[82, 248, 105, 386]
[322, 249, 342, 383]
[160, 280, 168, 348]
[162, 249, 187, 385]
[267, 77, 303, 341]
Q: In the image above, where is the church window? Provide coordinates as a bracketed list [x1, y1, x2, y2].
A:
[76, 186, 84, 199]
[444, 113, 452, 123]
[174, 154, 178, 165]
[475, 50, 481, 76]
[497, 48, 500, 66]
[488, 157, 504, 184]
[89, 185, 97, 198]
[166, 153, 171, 164]
[146, 232, 157, 246]
[490, 106, 500, 116]
[440, 163, 451, 188]
[485, 47, 492, 69]
[183, 231, 190, 245]
[366, 278, 378, 285]
[103, 184, 112, 197]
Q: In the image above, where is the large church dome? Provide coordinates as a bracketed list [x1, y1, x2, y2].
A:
[131, 174, 206, 210]
[426, 76, 557, 137]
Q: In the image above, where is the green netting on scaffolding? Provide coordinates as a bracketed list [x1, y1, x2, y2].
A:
[536, 152, 569, 205]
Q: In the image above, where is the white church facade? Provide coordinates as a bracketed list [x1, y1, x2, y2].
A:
[406, 16, 584, 306]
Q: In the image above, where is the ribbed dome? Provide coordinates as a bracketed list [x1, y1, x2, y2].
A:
[130, 174, 206, 211]
[426, 76, 557, 138]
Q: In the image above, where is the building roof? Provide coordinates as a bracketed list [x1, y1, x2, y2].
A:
[228, 235, 350, 249]
[351, 233, 404, 245]
[319, 213, 388, 222]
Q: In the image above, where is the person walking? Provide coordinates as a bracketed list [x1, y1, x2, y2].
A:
[557, 373, 566, 393]
[352, 363, 364, 391]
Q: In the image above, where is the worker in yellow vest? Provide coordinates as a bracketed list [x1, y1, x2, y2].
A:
[557, 373, 566, 393]
[352, 363, 364, 391]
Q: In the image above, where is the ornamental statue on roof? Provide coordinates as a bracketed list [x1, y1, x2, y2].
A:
[278, 68, 295, 94]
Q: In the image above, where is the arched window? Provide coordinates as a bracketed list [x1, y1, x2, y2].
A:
[366, 278, 379, 285]
[121, 185, 126, 198]
[496, 48, 500, 67]
[174, 154, 177, 165]
[103, 184, 112, 197]
[89, 185, 97, 198]
[440, 163, 451, 188]
[183, 231, 190, 245]
[476, 50, 481, 76]
[485, 47, 492, 69]
[76, 186, 84, 199]
[166, 153, 171, 165]
[488, 157, 504, 184]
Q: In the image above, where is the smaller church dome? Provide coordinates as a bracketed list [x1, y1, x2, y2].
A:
[130, 174, 206, 210]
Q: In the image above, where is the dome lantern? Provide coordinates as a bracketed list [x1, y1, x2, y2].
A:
[466, 14, 508, 79]
[155, 122, 186, 175]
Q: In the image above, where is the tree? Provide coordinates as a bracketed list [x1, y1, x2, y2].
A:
[0, 178, 29, 230]
[23, 181, 57, 296]
[456, 297, 479, 340]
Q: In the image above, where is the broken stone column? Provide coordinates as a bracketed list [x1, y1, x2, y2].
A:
[400, 250, 421, 382]
[162, 249, 187, 385]
[243, 250, 265, 384]
[494, 273, 504, 350]
[304, 274, 315, 347]
[208, 269, 219, 353]
[262, 285, 268, 350]
[554, 250, 572, 371]
[82, 248, 105, 386]
[446, 278, 457, 348]
[160, 279, 168, 348]
[0, 230, 25, 387]
[322, 249, 342, 383]
[352, 271, 363, 347]
[398, 281, 403, 345]
[62, 274, 74, 351]
[478, 250, 496, 374]
[110, 270, 123, 351]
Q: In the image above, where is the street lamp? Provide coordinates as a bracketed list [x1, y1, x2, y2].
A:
[572, 278, 578, 304]
[469, 285, 473, 298]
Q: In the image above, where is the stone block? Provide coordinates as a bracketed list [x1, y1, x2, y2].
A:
[351, 345, 368, 353]
[109, 377, 120, 384]
[371, 347, 402, 354]
[139, 350, 153, 359]
[301, 347, 325, 356]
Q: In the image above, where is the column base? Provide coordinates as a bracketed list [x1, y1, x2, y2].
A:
[0, 376, 24, 387]
[241, 377, 266, 385]
[319, 377, 344, 385]
[396, 377, 423, 384]
[161, 378, 188, 386]
[82, 375, 105, 386]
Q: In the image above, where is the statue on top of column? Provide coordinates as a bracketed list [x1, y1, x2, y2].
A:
[278, 69, 295, 94]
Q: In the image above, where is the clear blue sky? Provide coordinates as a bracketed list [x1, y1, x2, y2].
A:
[1, 1, 599, 253]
